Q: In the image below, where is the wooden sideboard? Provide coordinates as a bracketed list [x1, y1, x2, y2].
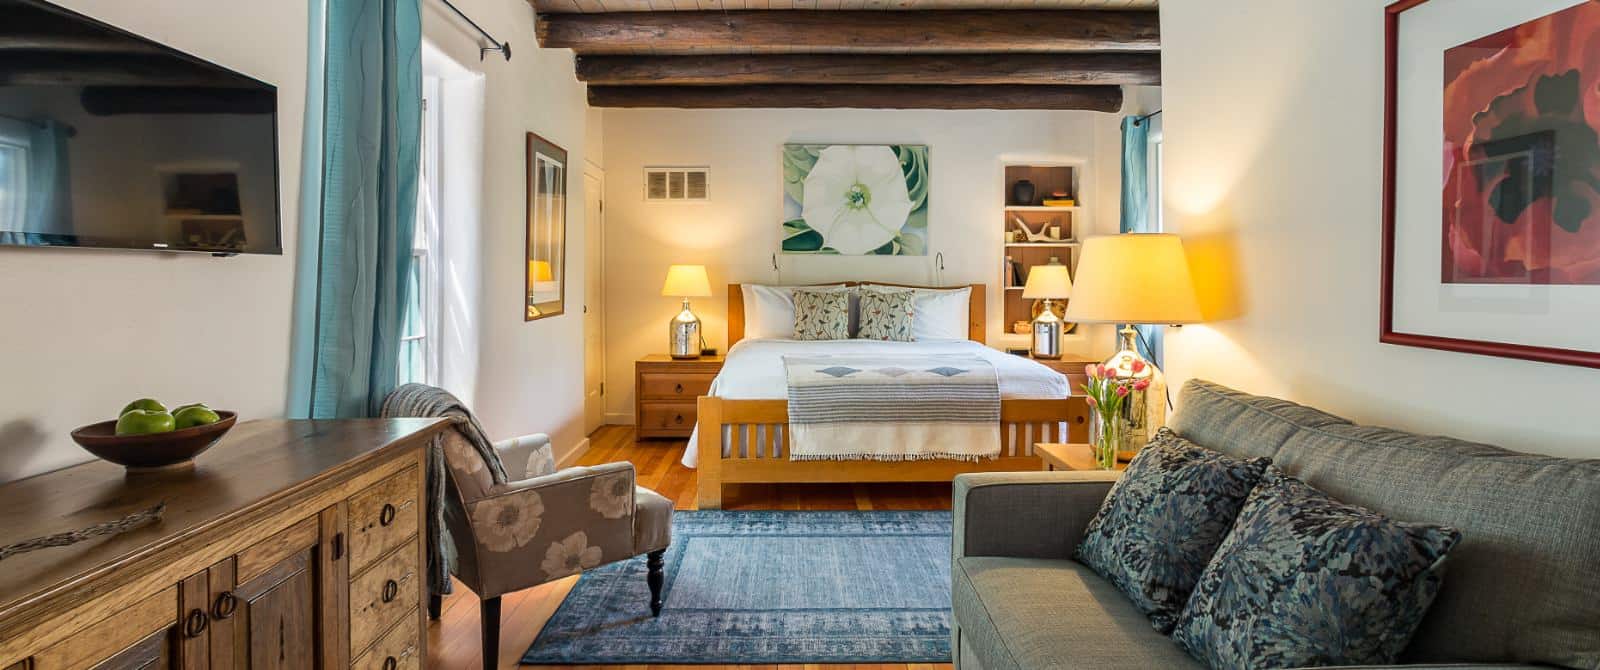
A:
[0, 418, 449, 670]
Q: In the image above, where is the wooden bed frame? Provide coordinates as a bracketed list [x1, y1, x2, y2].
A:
[695, 282, 1090, 509]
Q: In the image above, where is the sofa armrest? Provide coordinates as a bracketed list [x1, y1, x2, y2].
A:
[487, 461, 633, 498]
[953, 471, 1120, 561]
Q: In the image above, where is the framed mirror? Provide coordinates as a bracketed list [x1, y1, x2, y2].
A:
[525, 132, 567, 321]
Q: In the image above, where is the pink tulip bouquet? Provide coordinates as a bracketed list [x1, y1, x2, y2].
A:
[1081, 361, 1152, 469]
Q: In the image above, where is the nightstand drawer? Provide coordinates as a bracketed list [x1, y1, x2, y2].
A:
[638, 402, 697, 436]
[639, 372, 716, 400]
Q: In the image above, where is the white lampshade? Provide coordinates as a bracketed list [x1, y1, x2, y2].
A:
[1021, 263, 1073, 300]
[1064, 234, 1202, 324]
[661, 264, 712, 298]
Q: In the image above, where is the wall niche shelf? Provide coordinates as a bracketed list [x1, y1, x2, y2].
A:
[1000, 161, 1086, 344]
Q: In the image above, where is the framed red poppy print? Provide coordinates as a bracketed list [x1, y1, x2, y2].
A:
[1383, 0, 1600, 369]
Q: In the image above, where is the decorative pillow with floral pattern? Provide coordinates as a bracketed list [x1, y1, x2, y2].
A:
[792, 289, 850, 340]
[1074, 428, 1270, 633]
[1173, 467, 1462, 669]
[856, 288, 916, 341]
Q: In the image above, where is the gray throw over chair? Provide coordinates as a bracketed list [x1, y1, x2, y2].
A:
[425, 413, 673, 670]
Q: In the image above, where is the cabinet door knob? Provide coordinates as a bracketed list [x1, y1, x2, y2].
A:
[379, 503, 397, 527]
[382, 657, 398, 670]
[331, 531, 345, 561]
[184, 608, 209, 638]
[382, 578, 399, 604]
[211, 591, 238, 620]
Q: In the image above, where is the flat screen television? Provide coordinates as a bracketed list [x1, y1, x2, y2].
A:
[0, 0, 281, 255]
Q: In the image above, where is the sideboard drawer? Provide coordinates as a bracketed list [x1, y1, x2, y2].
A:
[638, 373, 715, 400]
[348, 465, 419, 573]
[350, 540, 420, 655]
[352, 612, 420, 670]
[29, 587, 175, 670]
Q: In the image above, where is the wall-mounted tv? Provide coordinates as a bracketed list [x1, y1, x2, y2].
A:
[0, 0, 281, 255]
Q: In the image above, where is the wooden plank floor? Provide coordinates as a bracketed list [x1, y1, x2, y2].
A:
[427, 424, 956, 669]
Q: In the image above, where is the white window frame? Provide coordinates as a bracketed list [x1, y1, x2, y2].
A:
[402, 82, 443, 386]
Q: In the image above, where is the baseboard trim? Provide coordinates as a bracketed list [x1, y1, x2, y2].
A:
[558, 437, 591, 469]
[603, 412, 634, 425]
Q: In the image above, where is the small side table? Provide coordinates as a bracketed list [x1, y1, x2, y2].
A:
[1036, 443, 1128, 472]
[1022, 355, 1099, 391]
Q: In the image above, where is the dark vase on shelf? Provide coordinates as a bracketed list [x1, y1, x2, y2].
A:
[1012, 179, 1036, 206]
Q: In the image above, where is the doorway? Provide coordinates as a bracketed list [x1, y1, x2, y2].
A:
[582, 167, 606, 434]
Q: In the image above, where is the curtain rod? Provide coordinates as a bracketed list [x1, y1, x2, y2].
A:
[1132, 109, 1162, 127]
[438, 0, 510, 61]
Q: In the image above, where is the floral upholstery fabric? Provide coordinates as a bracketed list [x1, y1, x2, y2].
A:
[1074, 428, 1270, 632]
[1172, 467, 1462, 669]
[792, 289, 850, 340]
[856, 288, 917, 341]
[437, 429, 674, 600]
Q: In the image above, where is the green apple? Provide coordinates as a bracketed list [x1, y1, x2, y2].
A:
[120, 398, 167, 416]
[115, 409, 176, 436]
[171, 402, 209, 416]
[173, 405, 222, 429]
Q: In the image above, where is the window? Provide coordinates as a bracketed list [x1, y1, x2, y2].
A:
[0, 118, 32, 231]
[399, 90, 441, 385]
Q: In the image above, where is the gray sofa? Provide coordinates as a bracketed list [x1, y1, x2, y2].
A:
[952, 380, 1600, 670]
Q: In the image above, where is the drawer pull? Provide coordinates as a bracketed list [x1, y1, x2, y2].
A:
[184, 608, 208, 638]
[383, 658, 397, 670]
[674, 383, 684, 394]
[382, 579, 399, 603]
[211, 591, 238, 620]
[674, 414, 684, 425]
[379, 503, 397, 527]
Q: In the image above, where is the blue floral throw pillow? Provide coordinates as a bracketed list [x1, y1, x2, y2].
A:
[1074, 428, 1270, 633]
[1172, 467, 1462, 669]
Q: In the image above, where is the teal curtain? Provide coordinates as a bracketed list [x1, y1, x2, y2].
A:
[288, 0, 422, 419]
[1119, 115, 1162, 367]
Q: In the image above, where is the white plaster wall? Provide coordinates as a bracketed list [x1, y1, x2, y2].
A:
[598, 103, 1150, 422]
[0, 0, 308, 482]
[1160, 0, 1600, 457]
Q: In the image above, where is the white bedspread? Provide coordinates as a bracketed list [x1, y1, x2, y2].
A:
[682, 338, 1071, 467]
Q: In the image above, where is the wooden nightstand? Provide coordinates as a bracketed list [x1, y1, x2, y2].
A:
[1036, 442, 1128, 472]
[1026, 355, 1100, 391]
[635, 354, 725, 439]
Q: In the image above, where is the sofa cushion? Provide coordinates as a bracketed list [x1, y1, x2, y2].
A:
[1170, 380, 1600, 669]
[952, 557, 1201, 670]
[1075, 428, 1270, 633]
[1173, 467, 1461, 669]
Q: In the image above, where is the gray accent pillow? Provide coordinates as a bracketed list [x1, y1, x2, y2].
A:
[1074, 428, 1270, 632]
[1173, 467, 1462, 669]
[856, 288, 916, 341]
[792, 289, 849, 340]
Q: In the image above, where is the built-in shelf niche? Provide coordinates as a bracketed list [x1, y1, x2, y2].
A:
[1000, 162, 1084, 339]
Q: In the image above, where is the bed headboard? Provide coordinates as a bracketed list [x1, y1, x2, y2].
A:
[727, 283, 987, 347]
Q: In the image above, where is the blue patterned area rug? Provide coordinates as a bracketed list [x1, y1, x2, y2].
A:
[521, 510, 953, 665]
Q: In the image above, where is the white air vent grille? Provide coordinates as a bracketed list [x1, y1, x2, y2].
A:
[644, 166, 709, 201]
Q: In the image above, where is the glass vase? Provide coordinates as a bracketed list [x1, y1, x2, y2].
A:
[1089, 410, 1130, 470]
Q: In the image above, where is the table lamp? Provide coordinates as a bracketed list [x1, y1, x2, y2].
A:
[661, 264, 712, 359]
[1022, 261, 1073, 359]
[1065, 233, 1202, 444]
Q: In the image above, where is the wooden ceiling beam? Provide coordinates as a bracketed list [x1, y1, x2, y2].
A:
[575, 53, 1160, 86]
[537, 10, 1160, 55]
[587, 84, 1124, 111]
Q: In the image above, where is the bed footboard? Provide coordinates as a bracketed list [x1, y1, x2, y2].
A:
[695, 396, 1091, 509]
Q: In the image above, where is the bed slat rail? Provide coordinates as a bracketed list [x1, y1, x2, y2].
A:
[696, 396, 1091, 509]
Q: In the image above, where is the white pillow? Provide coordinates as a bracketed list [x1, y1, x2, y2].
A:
[914, 286, 972, 340]
[740, 284, 846, 340]
[858, 285, 972, 341]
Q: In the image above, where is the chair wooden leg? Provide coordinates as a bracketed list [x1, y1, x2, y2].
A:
[647, 550, 666, 617]
[428, 593, 442, 620]
[480, 595, 501, 670]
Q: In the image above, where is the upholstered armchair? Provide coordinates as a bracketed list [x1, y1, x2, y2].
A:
[431, 426, 674, 670]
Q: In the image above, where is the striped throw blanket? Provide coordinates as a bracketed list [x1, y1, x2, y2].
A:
[783, 354, 1001, 462]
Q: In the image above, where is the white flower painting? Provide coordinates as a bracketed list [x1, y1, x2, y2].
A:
[783, 144, 929, 256]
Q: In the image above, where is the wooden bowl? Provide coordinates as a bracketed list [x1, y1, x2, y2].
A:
[71, 411, 237, 471]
